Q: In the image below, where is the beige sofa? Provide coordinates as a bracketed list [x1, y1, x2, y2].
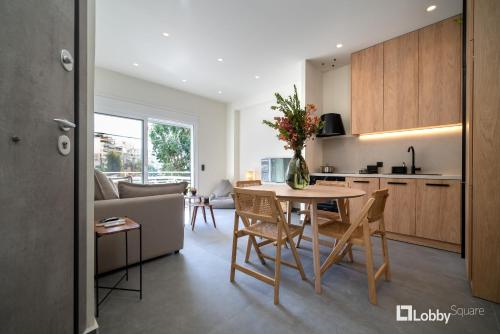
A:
[94, 170, 186, 274]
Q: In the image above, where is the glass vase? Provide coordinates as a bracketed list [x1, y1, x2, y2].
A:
[286, 150, 310, 190]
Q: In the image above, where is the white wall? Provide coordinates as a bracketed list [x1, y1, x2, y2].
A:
[321, 64, 462, 175]
[303, 60, 324, 173]
[94, 67, 228, 194]
[238, 100, 289, 178]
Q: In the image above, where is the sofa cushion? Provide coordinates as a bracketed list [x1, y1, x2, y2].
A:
[210, 197, 235, 209]
[211, 179, 233, 198]
[118, 181, 188, 199]
[94, 169, 119, 201]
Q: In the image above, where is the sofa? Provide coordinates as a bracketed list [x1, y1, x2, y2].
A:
[94, 170, 187, 274]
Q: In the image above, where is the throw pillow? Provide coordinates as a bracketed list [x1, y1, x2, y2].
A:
[118, 181, 188, 199]
[211, 179, 233, 198]
[94, 169, 119, 201]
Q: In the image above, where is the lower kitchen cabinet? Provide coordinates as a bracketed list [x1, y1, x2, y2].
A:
[346, 177, 380, 219]
[380, 178, 416, 235]
[415, 179, 461, 244]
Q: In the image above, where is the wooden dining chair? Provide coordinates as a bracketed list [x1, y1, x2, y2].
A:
[318, 189, 390, 304]
[230, 187, 306, 304]
[296, 180, 350, 249]
[235, 179, 290, 262]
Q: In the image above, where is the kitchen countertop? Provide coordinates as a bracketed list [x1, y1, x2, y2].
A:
[311, 172, 461, 180]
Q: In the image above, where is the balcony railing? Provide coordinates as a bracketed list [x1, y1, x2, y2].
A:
[102, 171, 191, 185]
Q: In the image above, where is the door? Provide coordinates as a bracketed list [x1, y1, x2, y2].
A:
[418, 15, 462, 127]
[415, 179, 460, 243]
[0, 1, 76, 333]
[383, 31, 419, 131]
[351, 43, 384, 134]
[380, 178, 416, 235]
[346, 177, 380, 219]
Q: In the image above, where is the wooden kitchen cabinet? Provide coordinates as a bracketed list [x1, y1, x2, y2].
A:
[380, 178, 416, 235]
[383, 31, 419, 131]
[346, 177, 380, 219]
[351, 44, 384, 134]
[415, 179, 460, 244]
[418, 15, 462, 127]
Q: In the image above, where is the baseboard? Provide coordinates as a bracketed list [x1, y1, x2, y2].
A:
[83, 318, 98, 334]
[385, 232, 461, 253]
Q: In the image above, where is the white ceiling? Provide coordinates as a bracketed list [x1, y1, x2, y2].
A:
[96, 0, 462, 103]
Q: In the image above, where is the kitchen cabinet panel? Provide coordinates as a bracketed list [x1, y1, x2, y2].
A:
[415, 179, 461, 243]
[383, 31, 419, 131]
[351, 44, 384, 134]
[380, 178, 416, 235]
[346, 177, 380, 219]
[418, 16, 462, 127]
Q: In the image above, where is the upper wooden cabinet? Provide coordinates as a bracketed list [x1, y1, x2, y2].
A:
[418, 15, 462, 127]
[415, 179, 461, 244]
[350, 15, 462, 134]
[351, 44, 384, 134]
[383, 31, 419, 131]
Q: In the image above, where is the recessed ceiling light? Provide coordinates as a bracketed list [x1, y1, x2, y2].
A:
[132, 62, 139, 67]
[426, 5, 437, 12]
[254, 75, 260, 79]
[162, 32, 170, 37]
[181, 79, 187, 82]
[217, 58, 224, 62]
[336, 43, 343, 48]
[218, 90, 222, 94]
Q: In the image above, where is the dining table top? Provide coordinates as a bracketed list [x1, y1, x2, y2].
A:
[241, 183, 366, 201]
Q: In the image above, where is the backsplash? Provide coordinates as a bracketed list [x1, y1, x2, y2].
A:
[321, 131, 462, 175]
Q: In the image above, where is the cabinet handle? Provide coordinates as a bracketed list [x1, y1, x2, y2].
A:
[388, 181, 407, 185]
[425, 183, 450, 187]
[353, 180, 370, 183]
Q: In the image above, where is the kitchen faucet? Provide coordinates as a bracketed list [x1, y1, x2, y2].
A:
[407, 146, 421, 174]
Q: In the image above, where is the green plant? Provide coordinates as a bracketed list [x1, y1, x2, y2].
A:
[263, 85, 323, 151]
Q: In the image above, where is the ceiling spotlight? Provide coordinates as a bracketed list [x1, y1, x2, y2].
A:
[426, 5, 437, 12]
[181, 79, 187, 82]
[218, 90, 222, 94]
[132, 62, 139, 67]
[254, 75, 260, 79]
[336, 43, 343, 48]
[162, 32, 170, 37]
[217, 58, 224, 62]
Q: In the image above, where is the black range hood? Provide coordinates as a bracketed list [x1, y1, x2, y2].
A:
[317, 113, 345, 137]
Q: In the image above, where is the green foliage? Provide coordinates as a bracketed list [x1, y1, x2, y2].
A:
[105, 150, 123, 172]
[263, 85, 323, 151]
[149, 123, 191, 171]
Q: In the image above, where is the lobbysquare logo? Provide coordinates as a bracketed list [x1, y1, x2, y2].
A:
[396, 305, 451, 324]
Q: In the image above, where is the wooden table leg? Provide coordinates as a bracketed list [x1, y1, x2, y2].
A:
[337, 199, 354, 262]
[209, 205, 216, 228]
[201, 206, 207, 223]
[287, 201, 292, 224]
[310, 201, 322, 293]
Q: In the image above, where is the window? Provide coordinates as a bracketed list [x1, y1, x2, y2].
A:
[93, 112, 194, 187]
[148, 120, 192, 185]
[94, 113, 143, 183]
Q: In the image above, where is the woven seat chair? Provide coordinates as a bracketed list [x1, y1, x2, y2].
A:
[235, 180, 290, 262]
[318, 189, 390, 304]
[296, 180, 350, 250]
[230, 187, 306, 304]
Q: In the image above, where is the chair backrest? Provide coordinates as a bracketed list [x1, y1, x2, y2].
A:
[367, 189, 389, 223]
[236, 180, 262, 188]
[233, 187, 282, 223]
[315, 180, 348, 187]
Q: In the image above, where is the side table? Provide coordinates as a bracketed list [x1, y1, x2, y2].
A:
[94, 218, 142, 317]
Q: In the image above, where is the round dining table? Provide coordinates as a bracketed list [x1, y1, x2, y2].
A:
[245, 183, 366, 293]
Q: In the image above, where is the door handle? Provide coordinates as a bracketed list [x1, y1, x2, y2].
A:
[387, 181, 407, 185]
[425, 183, 450, 187]
[54, 118, 76, 131]
[353, 180, 370, 183]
